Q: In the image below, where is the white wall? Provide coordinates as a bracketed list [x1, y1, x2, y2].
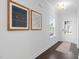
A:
[77, 1, 79, 48]
[56, 0, 79, 48]
[61, 10, 78, 44]
[0, 0, 59, 59]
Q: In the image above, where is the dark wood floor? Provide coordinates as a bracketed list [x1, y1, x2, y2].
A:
[35, 41, 62, 59]
[78, 49, 79, 55]
[35, 41, 78, 59]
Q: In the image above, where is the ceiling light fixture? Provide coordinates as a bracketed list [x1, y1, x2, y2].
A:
[57, 1, 71, 10]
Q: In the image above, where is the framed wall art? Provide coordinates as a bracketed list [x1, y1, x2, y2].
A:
[7, 0, 30, 31]
[63, 21, 72, 34]
[31, 10, 42, 30]
[49, 16, 55, 39]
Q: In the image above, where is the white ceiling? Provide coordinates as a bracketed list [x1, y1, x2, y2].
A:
[44, 0, 78, 14]
[45, 0, 78, 9]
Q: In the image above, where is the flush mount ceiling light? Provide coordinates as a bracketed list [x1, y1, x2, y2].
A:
[57, 1, 71, 10]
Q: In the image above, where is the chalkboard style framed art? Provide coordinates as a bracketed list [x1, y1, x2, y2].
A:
[7, 0, 30, 31]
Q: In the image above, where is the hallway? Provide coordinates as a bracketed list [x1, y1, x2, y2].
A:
[0, 0, 79, 59]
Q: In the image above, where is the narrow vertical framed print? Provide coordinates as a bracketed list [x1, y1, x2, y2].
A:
[7, 0, 30, 31]
[64, 21, 72, 34]
[31, 10, 42, 30]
